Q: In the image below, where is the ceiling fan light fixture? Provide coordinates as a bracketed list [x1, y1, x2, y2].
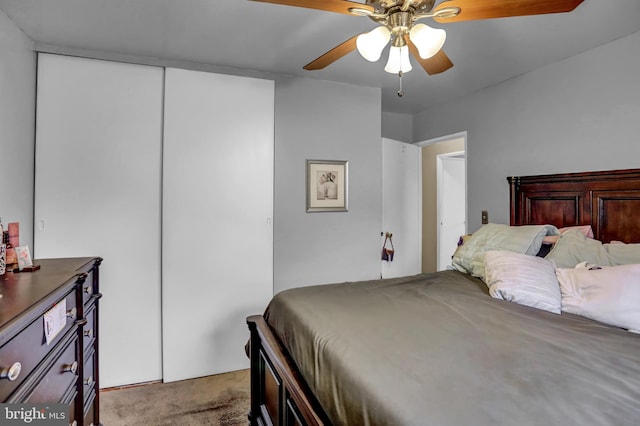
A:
[384, 45, 412, 74]
[356, 26, 391, 62]
[409, 23, 446, 59]
[348, 7, 373, 17]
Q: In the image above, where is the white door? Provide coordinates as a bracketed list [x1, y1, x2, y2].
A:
[162, 68, 274, 382]
[381, 138, 421, 279]
[437, 155, 466, 270]
[34, 54, 164, 387]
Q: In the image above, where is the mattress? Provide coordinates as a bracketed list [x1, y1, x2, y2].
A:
[264, 271, 640, 425]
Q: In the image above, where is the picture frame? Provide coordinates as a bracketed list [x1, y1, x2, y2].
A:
[15, 245, 33, 270]
[306, 159, 349, 212]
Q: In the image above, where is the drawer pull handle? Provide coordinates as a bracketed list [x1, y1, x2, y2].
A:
[85, 376, 94, 386]
[84, 329, 94, 338]
[66, 307, 77, 319]
[62, 361, 78, 374]
[0, 362, 22, 381]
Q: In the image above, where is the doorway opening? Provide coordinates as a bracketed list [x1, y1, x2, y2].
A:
[437, 151, 466, 271]
[417, 132, 467, 272]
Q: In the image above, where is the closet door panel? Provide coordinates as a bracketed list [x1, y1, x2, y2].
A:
[35, 54, 163, 387]
[162, 68, 274, 382]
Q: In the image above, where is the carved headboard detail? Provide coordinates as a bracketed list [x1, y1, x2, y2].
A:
[508, 168, 640, 243]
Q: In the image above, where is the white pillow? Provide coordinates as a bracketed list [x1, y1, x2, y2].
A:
[556, 263, 640, 332]
[484, 250, 561, 314]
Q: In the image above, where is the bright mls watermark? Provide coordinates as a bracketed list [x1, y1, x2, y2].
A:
[0, 404, 67, 425]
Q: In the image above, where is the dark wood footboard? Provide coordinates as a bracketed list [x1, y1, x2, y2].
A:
[246, 315, 331, 426]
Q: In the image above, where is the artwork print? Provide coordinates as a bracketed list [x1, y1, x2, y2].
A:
[306, 160, 348, 212]
[316, 170, 339, 200]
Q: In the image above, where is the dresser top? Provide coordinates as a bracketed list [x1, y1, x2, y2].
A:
[0, 257, 100, 341]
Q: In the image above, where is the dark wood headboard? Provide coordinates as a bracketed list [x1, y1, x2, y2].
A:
[508, 168, 640, 243]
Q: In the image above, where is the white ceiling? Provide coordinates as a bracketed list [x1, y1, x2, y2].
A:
[1, 0, 639, 114]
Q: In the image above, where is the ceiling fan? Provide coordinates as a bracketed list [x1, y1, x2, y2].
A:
[249, 0, 584, 78]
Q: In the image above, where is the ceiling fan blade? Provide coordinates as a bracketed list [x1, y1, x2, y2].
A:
[249, 0, 374, 15]
[406, 37, 453, 75]
[433, 0, 584, 23]
[304, 35, 358, 70]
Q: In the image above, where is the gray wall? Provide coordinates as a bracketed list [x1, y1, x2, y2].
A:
[382, 111, 413, 143]
[274, 77, 382, 293]
[0, 10, 36, 248]
[414, 30, 640, 233]
[0, 19, 387, 297]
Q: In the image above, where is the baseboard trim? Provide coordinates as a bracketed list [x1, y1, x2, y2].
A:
[100, 380, 162, 393]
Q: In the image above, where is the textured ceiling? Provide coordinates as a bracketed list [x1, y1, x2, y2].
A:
[1, 0, 639, 114]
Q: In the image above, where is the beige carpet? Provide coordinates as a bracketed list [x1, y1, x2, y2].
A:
[100, 369, 250, 425]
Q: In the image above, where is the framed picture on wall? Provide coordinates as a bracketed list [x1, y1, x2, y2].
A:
[306, 160, 349, 212]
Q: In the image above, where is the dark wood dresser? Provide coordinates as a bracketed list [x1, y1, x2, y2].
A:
[0, 257, 102, 426]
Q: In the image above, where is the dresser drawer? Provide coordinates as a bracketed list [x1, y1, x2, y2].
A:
[80, 269, 99, 307]
[82, 350, 96, 400]
[23, 334, 79, 403]
[83, 393, 96, 426]
[0, 288, 78, 401]
[82, 306, 96, 354]
[68, 396, 78, 426]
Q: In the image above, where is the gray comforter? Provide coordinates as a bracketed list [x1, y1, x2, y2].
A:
[264, 271, 640, 426]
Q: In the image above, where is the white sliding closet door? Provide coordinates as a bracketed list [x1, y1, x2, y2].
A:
[162, 68, 274, 382]
[35, 54, 164, 387]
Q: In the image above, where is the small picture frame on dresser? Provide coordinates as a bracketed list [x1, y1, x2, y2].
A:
[15, 245, 33, 270]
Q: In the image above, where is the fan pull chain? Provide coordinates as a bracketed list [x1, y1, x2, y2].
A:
[397, 71, 404, 97]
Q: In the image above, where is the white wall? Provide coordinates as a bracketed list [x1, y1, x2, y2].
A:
[414, 30, 640, 232]
[274, 77, 383, 293]
[0, 10, 35, 247]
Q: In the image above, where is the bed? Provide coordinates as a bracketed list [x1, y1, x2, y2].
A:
[246, 168, 640, 426]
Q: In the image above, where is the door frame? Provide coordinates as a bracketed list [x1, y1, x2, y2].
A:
[416, 131, 467, 272]
[436, 151, 466, 270]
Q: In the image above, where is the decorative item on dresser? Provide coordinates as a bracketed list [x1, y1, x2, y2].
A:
[0, 257, 102, 426]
